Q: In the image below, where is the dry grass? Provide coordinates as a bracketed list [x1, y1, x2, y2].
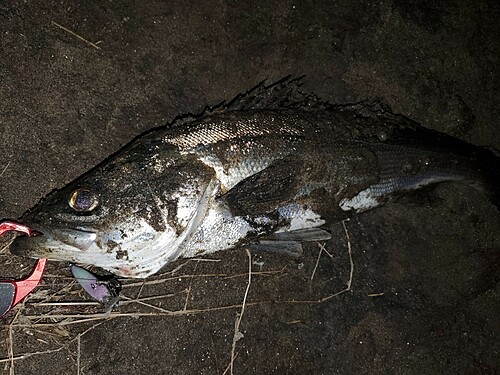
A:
[0, 160, 11, 178]
[51, 22, 102, 50]
[229, 249, 253, 374]
[0, 221, 356, 374]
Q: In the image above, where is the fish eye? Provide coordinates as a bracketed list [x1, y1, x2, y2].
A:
[68, 188, 99, 212]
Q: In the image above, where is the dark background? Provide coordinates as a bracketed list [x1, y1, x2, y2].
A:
[1, 1, 499, 374]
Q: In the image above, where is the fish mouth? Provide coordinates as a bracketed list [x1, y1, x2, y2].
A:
[10, 225, 98, 260]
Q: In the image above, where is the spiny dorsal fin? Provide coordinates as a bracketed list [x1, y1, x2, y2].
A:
[168, 76, 328, 130]
[215, 76, 327, 112]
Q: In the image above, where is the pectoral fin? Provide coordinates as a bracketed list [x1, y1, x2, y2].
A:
[220, 156, 303, 216]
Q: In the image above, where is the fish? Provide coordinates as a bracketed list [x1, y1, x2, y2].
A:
[9, 78, 500, 278]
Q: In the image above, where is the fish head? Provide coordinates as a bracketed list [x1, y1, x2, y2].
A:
[10, 141, 216, 278]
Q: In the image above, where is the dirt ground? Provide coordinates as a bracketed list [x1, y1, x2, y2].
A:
[1, 1, 499, 374]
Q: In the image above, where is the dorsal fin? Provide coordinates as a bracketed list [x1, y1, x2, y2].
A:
[168, 77, 328, 129]
[214, 76, 327, 112]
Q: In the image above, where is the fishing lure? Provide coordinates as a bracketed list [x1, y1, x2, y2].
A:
[70, 264, 121, 307]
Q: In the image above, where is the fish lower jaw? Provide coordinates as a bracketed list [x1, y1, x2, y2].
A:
[9, 235, 151, 278]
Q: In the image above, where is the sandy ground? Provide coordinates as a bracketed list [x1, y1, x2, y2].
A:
[0, 1, 499, 374]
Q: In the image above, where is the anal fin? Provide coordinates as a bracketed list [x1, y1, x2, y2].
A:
[264, 228, 331, 242]
[248, 240, 303, 257]
[248, 228, 331, 257]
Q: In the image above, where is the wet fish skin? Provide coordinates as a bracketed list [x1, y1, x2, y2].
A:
[9, 82, 499, 278]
